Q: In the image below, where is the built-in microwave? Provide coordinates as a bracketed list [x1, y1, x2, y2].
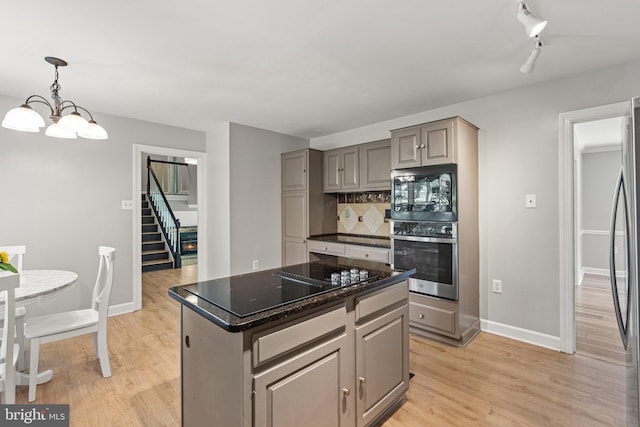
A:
[391, 165, 457, 222]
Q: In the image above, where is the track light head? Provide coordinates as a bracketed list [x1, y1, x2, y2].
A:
[520, 37, 543, 74]
[516, 1, 548, 37]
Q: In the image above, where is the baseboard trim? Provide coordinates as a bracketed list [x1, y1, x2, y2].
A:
[108, 302, 135, 317]
[480, 319, 561, 351]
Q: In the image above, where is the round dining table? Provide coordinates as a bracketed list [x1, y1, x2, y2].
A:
[0, 269, 78, 387]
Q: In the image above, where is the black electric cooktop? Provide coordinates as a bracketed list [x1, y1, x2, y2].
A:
[181, 258, 391, 318]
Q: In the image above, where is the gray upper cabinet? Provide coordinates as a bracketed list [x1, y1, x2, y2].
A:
[324, 147, 359, 192]
[359, 139, 391, 190]
[282, 150, 308, 191]
[391, 118, 456, 169]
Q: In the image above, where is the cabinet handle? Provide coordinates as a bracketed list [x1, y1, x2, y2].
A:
[419, 314, 424, 319]
[342, 388, 351, 397]
[303, 169, 306, 173]
[323, 247, 327, 251]
[364, 253, 369, 258]
[421, 144, 426, 149]
[415, 144, 420, 149]
[185, 335, 190, 348]
[359, 377, 366, 385]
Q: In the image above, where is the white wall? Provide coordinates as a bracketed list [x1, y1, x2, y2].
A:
[0, 94, 205, 316]
[311, 60, 640, 340]
[581, 150, 622, 272]
[228, 123, 308, 275]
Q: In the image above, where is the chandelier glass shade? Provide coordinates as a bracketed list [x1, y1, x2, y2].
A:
[1, 57, 108, 140]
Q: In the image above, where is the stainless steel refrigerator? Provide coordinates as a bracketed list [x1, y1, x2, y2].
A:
[610, 97, 640, 425]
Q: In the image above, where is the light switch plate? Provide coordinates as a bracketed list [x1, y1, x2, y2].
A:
[121, 200, 133, 210]
[525, 194, 536, 208]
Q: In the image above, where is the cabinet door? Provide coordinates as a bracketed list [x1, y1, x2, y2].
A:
[254, 334, 350, 427]
[355, 305, 409, 427]
[360, 140, 391, 190]
[421, 119, 455, 165]
[324, 150, 342, 192]
[391, 127, 421, 169]
[283, 239, 308, 266]
[282, 192, 308, 266]
[282, 150, 308, 191]
[341, 147, 360, 190]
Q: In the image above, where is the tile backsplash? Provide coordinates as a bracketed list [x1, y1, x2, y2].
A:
[337, 192, 390, 237]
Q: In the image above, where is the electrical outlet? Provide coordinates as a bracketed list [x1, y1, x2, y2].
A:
[492, 279, 503, 294]
[252, 260, 259, 270]
[121, 200, 133, 210]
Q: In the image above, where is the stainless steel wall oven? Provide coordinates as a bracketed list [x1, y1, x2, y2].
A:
[391, 220, 458, 300]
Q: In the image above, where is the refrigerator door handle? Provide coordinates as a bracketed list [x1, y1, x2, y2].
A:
[609, 166, 631, 350]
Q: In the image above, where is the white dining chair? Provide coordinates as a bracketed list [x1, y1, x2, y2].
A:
[0, 272, 19, 404]
[25, 246, 116, 402]
[0, 245, 26, 371]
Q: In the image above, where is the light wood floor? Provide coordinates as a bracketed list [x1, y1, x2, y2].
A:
[576, 274, 626, 365]
[14, 267, 626, 426]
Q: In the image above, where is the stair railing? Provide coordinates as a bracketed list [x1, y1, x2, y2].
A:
[146, 157, 186, 268]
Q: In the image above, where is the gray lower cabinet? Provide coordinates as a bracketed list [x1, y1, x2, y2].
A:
[355, 304, 409, 427]
[180, 281, 409, 427]
[253, 333, 349, 427]
[307, 239, 390, 264]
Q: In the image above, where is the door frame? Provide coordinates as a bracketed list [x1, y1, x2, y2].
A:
[133, 144, 208, 310]
[558, 100, 629, 353]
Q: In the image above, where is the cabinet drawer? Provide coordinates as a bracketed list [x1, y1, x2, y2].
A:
[356, 281, 408, 322]
[307, 240, 346, 256]
[346, 245, 389, 263]
[409, 300, 456, 336]
[253, 305, 346, 367]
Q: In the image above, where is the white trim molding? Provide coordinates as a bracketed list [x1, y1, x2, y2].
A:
[108, 302, 135, 317]
[558, 100, 630, 354]
[132, 144, 208, 311]
[481, 319, 561, 351]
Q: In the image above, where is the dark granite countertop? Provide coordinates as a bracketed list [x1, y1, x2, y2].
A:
[308, 233, 391, 249]
[168, 257, 413, 332]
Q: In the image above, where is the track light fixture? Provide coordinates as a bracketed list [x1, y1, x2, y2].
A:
[520, 36, 543, 74]
[2, 57, 108, 139]
[516, 0, 548, 38]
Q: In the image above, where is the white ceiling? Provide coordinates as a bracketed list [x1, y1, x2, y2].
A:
[1, 1, 639, 139]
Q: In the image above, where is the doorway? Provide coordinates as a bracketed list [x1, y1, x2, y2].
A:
[133, 144, 208, 311]
[573, 117, 625, 363]
[558, 101, 629, 354]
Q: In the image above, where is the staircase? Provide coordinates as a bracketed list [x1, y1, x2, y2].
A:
[142, 194, 174, 272]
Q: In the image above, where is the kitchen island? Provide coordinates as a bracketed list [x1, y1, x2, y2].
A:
[169, 257, 414, 427]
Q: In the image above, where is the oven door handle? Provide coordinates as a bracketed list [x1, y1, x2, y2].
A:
[391, 235, 457, 244]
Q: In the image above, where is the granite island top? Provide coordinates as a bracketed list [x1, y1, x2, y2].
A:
[308, 233, 391, 248]
[168, 257, 414, 332]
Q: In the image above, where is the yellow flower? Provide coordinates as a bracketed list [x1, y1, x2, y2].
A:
[0, 251, 8, 264]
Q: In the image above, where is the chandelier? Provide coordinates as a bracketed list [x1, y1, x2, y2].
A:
[2, 57, 108, 139]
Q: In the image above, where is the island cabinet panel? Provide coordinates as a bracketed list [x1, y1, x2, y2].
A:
[253, 306, 347, 367]
[253, 333, 349, 427]
[355, 300, 409, 427]
[181, 306, 245, 427]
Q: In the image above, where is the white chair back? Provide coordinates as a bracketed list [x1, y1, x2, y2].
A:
[0, 246, 26, 273]
[0, 272, 19, 404]
[92, 247, 116, 321]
